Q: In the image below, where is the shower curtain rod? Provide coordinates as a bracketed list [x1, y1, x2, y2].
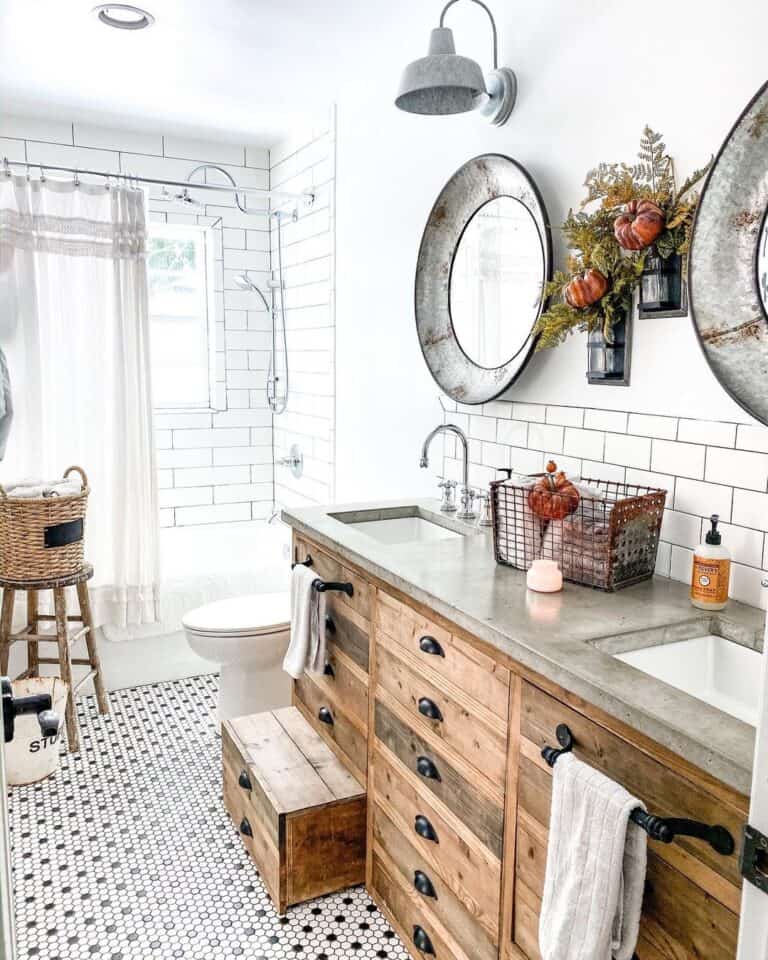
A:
[1, 157, 314, 208]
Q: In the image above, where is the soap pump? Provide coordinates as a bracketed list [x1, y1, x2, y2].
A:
[691, 514, 731, 611]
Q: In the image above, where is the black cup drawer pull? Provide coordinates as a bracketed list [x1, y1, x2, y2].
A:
[414, 814, 439, 843]
[414, 870, 437, 899]
[419, 636, 445, 657]
[239, 817, 253, 838]
[318, 706, 334, 725]
[323, 662, 335, 678]
[238, 769, 252, 791]
[325, 615, 336, 635]
[418, 697, 443, 722]
[416, 755, 441, 782]
[412, 925, 435, 955]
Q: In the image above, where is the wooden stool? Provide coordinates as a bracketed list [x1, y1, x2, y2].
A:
[0, 563, 109, 752]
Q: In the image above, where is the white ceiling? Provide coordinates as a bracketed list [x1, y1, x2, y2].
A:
[0, 0, 464, 145]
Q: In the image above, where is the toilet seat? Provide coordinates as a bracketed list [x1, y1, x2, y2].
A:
[182, 592, 290, 638]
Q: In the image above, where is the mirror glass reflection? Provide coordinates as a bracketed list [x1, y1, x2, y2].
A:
[450, 196, 544, 369]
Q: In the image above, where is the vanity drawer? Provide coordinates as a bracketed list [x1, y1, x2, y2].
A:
[311, 641, 369, 730]
[294, 672, 368, 781]
[372, 804, 497, 960]
[513, 680, 743, 960]
[325, 599, 370, 673]
[294, 536, 372, 623]
[376, 634, 507, 792]
[376, 589, 509, 722]
[374, 698, 504, 859]
[372, 746, 501, 944]
[371, 850, 474, 960]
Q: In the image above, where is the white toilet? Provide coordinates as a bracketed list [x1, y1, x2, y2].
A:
[182, 592, 292, 722]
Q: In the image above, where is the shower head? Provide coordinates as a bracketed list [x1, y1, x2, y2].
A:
[162, 186, 202, 209]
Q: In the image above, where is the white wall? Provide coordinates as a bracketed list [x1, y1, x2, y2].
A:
[334, 0, 768, 503]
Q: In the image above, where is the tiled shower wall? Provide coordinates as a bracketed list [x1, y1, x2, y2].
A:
[441, 400, 768, 609]
[270, 110, 336, 509]
[1, 113, 337, 525]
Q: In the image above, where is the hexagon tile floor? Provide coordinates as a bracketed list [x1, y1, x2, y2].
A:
[7, 675, 409, 960]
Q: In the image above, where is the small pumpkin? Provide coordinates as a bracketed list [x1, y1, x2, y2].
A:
[564, 269, 608, 309]
[613, 199, 666, 251]
[528, 460, 580, 520]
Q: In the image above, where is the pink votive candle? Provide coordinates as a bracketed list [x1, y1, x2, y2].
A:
[526, 559, 563, 593]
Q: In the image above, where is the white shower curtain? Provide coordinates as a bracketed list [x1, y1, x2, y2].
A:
[0, 174, 159, 627]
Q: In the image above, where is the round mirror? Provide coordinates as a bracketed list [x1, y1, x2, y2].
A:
[416, 154, 551, 405]
[690, 79, 768, 425]
[450, 196, 544, 369]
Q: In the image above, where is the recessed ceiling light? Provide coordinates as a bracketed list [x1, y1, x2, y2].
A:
[92, 4, 155, 30]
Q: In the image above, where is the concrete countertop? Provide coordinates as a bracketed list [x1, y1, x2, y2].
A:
[282, 498, 766, 796]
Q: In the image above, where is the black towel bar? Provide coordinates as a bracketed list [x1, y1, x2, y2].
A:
[313, 579, 354, 597]
[541, 723, 735, 856]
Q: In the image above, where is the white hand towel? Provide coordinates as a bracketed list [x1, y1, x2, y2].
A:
[283, 565, 325, 679]
[539, 752, 647, 960]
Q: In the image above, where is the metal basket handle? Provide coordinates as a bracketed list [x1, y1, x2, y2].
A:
[63, 466, 89, 491]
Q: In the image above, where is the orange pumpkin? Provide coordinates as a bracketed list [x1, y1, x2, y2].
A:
[528, 460, 580, 520]
[613, 199, 666, 251]
[564, 269, 608, 309]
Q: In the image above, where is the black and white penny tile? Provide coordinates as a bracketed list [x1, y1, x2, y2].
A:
[7, 675, 409, 960]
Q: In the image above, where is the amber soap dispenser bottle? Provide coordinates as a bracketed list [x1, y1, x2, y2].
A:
[691, 514, 731, 611]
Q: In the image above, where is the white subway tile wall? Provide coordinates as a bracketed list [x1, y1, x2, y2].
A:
[6, 111, 336, 526]
[442, 399, 768, 609]
[270, 108, 336, 511]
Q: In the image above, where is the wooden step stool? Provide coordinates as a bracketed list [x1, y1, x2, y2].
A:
[222, 705, 367, 914]
[0, 562, 109, 753]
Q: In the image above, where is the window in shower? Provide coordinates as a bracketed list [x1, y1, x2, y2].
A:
[147, 221, 216, 409]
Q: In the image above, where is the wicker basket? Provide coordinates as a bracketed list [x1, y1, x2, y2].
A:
[490, 475, 667, 592]
[0, 466, 89, 582]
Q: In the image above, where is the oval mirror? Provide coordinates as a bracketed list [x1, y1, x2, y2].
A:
[416, 154, 551, 405]
[690, 80, 768, 425]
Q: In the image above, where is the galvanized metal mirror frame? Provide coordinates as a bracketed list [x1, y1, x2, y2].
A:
[689, 79, 768, 426]
[415, 154, 552, 404]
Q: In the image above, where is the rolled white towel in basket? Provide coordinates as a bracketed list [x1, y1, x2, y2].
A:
[4, 478, 83, 498]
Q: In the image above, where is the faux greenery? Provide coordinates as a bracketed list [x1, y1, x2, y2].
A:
[534, 128, 711, 350]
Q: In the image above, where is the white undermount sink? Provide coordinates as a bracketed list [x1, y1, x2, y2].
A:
[615, 635, 761, 726]
[330, 506, 469, 545]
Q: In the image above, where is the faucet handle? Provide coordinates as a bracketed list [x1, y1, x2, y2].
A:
[437, 479, 458, 513]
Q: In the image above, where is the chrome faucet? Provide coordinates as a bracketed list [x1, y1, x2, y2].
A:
[420, 423, 477, 521]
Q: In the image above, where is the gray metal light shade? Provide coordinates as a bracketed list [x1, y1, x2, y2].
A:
[395, 0, 517, 126]
[395, 28, 486, 116]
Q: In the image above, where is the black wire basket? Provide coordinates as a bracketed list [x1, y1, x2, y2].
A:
[489, 474, 667, 592]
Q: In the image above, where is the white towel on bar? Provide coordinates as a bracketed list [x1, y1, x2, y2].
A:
[539, 752, 647, 960]
[283, 565, 326, 679]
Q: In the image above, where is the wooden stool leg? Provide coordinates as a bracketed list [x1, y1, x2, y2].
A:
[27, 589, 39, 678]
[0, 587, 15, 675]
[76, 580, 109, 715]
[54, 587, 78, 753]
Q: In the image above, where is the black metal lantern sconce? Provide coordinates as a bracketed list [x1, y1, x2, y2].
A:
[587, 313, 632, 386]
[638, 252, 686, 318]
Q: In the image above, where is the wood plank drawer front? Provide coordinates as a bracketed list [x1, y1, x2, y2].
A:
[372, 850, 476, 960]
[372, 805, 497, 960]
[221, 723, 282, 905]
[376, 589, 509, 723]
[374, 699, 504, 859]
[294, 672, 368, 781]
[520, 681, 745, 890]
[376, 636, 506, 792]
[310, 642, 369, 731]
[373, 745, 501, 944]
[295, 536, 372, 622]
[325, 600, 370, 673]
[514, 681, 743, 960]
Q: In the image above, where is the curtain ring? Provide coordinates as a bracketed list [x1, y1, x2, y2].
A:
[2, 157, 10, 178]
[25, 164, 30, 182]
[73, 168, 80, 188]
[39, 166, 46, 184]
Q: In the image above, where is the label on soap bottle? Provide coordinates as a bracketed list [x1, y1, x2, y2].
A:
[691, 556, 730, 604]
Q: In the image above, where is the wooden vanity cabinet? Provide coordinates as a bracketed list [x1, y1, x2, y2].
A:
[290, 534, 749, 960]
